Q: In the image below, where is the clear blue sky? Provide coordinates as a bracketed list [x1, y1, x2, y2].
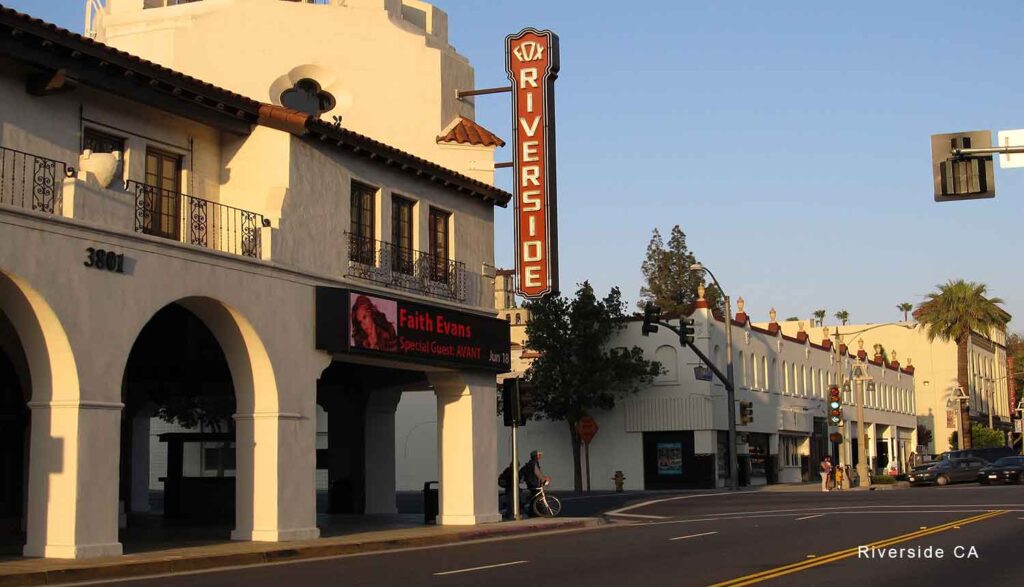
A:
[10, 1, 1024, 328]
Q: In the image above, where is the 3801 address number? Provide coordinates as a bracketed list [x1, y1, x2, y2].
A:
[84, 247, 125, 274]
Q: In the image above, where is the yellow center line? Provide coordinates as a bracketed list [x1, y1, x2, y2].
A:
[708, 510, 1006, 587]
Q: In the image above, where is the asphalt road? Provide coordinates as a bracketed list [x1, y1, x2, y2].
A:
[69, 483, 1024, 587]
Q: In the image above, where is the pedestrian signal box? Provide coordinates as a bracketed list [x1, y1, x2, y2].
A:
[931, 131, 995, 202]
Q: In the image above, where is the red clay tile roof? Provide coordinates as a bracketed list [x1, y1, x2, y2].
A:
[437, 117, 506, 147]
[0, 4, 511, 208]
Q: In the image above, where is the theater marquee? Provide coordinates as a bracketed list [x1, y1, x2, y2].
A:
[506, 28, 559, 299]
[315, 288, 512, 372]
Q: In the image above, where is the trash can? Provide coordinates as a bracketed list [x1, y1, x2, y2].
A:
[423, 481, 439, 524]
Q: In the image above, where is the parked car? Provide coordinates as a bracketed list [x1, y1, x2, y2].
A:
[941, 446, 1014, 463]
[908, 458, 987, 486]
[978, 456, 1024, 485]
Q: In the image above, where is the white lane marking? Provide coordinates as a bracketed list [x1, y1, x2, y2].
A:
[604, 491, 749, 517]
[605, 512, 669, 519]
[796, 514, 824, 521]
[434, 560, 529, 576]
[669, 531, 718, 541]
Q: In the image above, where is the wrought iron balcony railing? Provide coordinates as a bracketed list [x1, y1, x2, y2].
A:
[0, 145, 70, 215]
[128, 180, 267, 259]
[347, 233, 466, 302]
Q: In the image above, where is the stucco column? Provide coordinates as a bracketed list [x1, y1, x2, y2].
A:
[231, 409, 319, 542]
[24, 401, 123, 559]
[364, 389, 402, 515]
[429, 371, 500, 525]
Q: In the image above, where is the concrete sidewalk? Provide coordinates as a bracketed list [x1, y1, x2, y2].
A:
[0, 517, 601, 586]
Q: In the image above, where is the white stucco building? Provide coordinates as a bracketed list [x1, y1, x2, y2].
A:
[0, 0, 513, 559]
[774, 319, 1013, 455]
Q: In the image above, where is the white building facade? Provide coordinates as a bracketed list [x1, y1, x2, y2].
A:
[0, 0, 512, 559]
[486, 295, 917, 492]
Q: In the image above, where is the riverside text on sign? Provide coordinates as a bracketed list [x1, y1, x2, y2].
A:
[506, 28, 559, 298]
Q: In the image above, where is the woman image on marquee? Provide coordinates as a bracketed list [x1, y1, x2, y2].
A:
[351, 295, 399, 352]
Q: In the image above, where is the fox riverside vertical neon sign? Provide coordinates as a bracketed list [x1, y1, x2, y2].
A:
[506, 28, 559, 299]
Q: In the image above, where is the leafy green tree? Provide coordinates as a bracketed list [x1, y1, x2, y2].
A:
[917, 279, 1008, 450]
[950, 423, 1006, 450]
[834, 310, 850, 325]
[525, 282, 662, 492]
[897, 302, 914, 322]
[784, 316, 800, 322]
[813, 309, 827, 327]
[638, 226, 722, 317]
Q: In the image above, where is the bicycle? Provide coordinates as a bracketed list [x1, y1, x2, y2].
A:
[526, 479, 562, 518]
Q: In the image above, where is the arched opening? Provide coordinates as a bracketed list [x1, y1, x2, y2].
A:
[0, 309, 30, 556]
[120, 302, 237, 549]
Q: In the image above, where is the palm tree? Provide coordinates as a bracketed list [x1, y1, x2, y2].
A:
[834, 310, 849, 325]
[813, 309, 826, 327]
[897, 302, 913, 322]
[915, 280, 1008, 450]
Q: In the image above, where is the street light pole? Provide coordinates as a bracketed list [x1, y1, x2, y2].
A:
[690, 263, 738, 491]
[723, 293, 738, 491]
[854, 366, 871, 486]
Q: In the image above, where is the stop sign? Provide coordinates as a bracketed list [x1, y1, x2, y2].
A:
[576, 416, 599, 445]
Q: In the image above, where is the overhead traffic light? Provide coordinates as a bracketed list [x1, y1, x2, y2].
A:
[739, 401, 754, 425]
[681, 318, 696, 345]
[828, 384, 842, 425]
[642, 303, 661, 336]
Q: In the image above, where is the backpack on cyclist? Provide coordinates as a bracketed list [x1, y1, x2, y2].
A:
[497, 465, 512, 489]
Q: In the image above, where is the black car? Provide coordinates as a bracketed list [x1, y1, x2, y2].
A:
[908, 458, 987, 486]
[942, 446, 1014, 463]
[978, 456, 1024, 485]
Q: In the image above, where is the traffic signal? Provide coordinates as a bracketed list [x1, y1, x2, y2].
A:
[828, 384, 842, 425]
[931, 131, 995, 202]
[642, 303, 661, 336]
[681, 318, 696, 345]
[739, 401, 753, 425]
[502, 378, 526, 427]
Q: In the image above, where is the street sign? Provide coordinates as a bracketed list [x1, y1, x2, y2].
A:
[931, 130, 995, 202]
[997, 129, 1024, 169]
[576, 415, 599, 445]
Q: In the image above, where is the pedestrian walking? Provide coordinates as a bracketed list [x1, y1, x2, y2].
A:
[819, 456, 833, 492]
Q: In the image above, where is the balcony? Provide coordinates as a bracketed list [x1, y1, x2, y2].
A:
[347, 234, 466, 302]
[127, 180, 268, 259]
[0, 145, 71, 215]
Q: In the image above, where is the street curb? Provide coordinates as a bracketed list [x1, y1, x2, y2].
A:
[0, 518, 601, 586]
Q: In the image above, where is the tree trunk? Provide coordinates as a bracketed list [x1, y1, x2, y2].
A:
[568, 420, 583, 493]
[957, 336, 973, 450]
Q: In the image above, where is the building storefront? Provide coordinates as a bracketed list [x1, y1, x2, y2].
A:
[0, 1, 512, 559]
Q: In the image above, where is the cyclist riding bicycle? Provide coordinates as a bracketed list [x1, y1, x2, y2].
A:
[519, 450, 551, 515]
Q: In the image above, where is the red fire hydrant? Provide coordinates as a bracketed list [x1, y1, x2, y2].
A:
[612, 470, 626, 492]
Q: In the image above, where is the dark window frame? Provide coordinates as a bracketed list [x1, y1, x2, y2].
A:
[142, 147, 184, 240]
[391, 195, 415, 274]
[350, 181, 377, 265]
[428, 207, 451, 283]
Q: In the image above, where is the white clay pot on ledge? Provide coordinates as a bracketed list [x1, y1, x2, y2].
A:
[78, 149, 122, 189]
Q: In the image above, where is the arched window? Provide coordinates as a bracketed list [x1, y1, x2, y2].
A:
[280, 78, 336, 116]
[515, 314, 522, 325]
[783, 361, 789, 393]
[505, 313, 511, 322]
[655, 345, 678, 383]
[751, 354, 759, 389]
[770, 358, 777, 392]
[738, 351, 746, 387]
[762, 357, 769, 391]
